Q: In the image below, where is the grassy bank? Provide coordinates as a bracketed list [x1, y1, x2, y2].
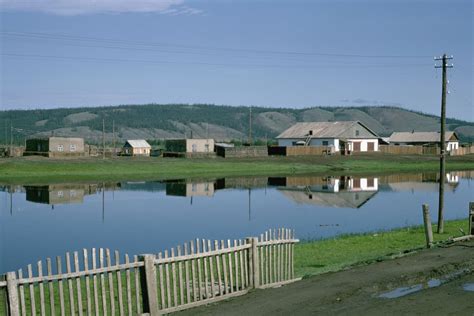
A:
[1, 154, 473, 184]
[294, 219, 469, 277]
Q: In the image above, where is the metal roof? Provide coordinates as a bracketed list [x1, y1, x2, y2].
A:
[389, 132, 458, 143]
[276, 121, 377, 139]
[125, 140, 151, 148]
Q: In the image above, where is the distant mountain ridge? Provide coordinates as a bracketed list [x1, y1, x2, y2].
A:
[0, 104, 473, 144]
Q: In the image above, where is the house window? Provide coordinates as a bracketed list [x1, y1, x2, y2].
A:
[57, 191, 64, 198]
[70, 144, 76, 152]
[322, 141, 329, 146]
[205, 144, 210, 152]
[355, 130, 360, 136]
[57, 145, 64, 152]
[192, 144, 197, 152]
[70, 190, 76, 197]
[309, 130, 313, 136]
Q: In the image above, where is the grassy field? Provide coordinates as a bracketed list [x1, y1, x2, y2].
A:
[1, 153, 473, 184]
[1, 219, 469, 314]
[294, 219, 469, 277]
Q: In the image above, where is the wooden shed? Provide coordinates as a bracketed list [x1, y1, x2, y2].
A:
[122, 140, 151, 156]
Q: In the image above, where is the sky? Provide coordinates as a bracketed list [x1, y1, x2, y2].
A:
[0, 0, 472, 120]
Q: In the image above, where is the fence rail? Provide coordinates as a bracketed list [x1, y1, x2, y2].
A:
[2, 228, 299, 315]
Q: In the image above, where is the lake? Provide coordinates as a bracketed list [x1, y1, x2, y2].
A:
[0, 171, 473, 274]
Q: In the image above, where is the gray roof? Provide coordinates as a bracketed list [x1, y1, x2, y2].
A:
[389, 132, 458, 143]
[276, 121, 377, 139]
[125, 140, 151, 148]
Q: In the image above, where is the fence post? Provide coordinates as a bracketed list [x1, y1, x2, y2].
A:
[6, 272, 20, 316]
[422, 204, 434, 248]
[139, 254, 159, 316]
[469, 202, 474, 236]
[246, 237, 260, 289]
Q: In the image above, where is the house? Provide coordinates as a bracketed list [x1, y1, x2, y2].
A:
[389, 131, 459, 151]
[25, 184, 86, 204]
[25, 137, 85, 157]
[166, 181, 215, 197]
[122, 140, 151, 156]
[165, 139, 215, 153]
[276, 121, 380, 152]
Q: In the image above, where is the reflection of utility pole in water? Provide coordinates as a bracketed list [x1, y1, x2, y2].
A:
[248, 188, 252, 221]
[190, 196, 193, 205]
[102, 183, 105, 223]
[10, 187, 13, 216]
[435, 54, 453, 234]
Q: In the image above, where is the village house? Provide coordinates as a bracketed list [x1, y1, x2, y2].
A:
[276, 121, 380, 152]
[165, 139, 215, 153]
[389, 131, 460, 152]
[25, 137, 85, 157]
[122, 140, 151, 156]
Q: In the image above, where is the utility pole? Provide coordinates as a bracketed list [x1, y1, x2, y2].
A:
[10, 123, 13, 157]
[435, 53, 453, 234]
[112, 120, 116, 157]
[248, 106, 252, 145]
[102, 119, 106, 160]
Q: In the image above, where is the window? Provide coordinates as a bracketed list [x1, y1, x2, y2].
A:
[322, 141, 329, 146]
[205, 144, 210, 152]
[70, 144, 76, 152]
[57, 145, 64, 152]
[57, 191, 64, 198]
[355, 130, 360, 136]
[309, 130, 313, 135]
[70, 190, 76, 197]
[192, 144, 197, 152]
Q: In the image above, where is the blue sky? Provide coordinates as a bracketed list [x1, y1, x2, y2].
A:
[0, 0, 472, 120]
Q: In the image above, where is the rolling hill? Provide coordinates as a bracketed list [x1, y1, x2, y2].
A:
[1, 104, 473, 145]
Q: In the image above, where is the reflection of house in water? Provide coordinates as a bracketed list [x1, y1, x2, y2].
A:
[386, 172, 460, 192]
[269, 176, 379, 209]
[166, 181, 215, 197]
[25, 185, 86, 205]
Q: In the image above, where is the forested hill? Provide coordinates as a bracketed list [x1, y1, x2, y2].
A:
[1, 104, 473, 144]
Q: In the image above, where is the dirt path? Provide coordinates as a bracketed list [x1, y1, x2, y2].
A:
[179, 240, 474, 315]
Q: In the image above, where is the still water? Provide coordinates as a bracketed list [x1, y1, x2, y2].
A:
[0, 171, 473, 274]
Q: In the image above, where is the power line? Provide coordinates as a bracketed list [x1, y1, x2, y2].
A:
[0, 30, 433, 59]
[1, 53, 433, 69]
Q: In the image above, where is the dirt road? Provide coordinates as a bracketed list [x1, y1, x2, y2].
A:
[179, 240, 474, 315]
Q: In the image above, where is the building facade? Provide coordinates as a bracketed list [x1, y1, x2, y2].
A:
[389, 131, 459, 151]
[165, 139, 215, 153]
[25, 137, 85, 157]
[122, 140, 151, 156]
[276, 121, 380, 152]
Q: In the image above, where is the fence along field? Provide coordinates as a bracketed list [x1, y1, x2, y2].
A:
[1, 228, 299, 315]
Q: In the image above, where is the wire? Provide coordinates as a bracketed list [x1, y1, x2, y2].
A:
[1, 53, 433, 69]
[0, 30, 433, 59]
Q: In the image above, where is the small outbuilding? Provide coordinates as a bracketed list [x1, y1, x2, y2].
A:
[122, 140, 151, 156]
[276, 121, 380, 152]
[165, 139, 215, 153]
[389, 131, 459, 152]
[25, 137, 85, 157]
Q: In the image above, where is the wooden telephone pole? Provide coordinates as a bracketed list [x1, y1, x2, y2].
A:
[435, 53, 453, 234]
[102, 119, 106, 160]
[248, 106, 252, 145]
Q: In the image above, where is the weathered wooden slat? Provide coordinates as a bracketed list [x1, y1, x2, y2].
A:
[91, 249, 99, 316]
[238, 240, 245, 289]
[227, 240, 234, 293]
[189, 241, 198, 302]
[73, 252, 83, 316]
[268, 232, 273, 284]
[125, 255, 133, 316]
[56, 257, 65, 316]
[177, 246, 185, 306]
[207, 240, 215, 298]
[291, 230, 295, 279]
[170, 248, 178, 307]
[151, 244, 251, 264]
[115, 251, 124, 316]
[220, 240, 229, 295]
[27, 264, 37, 316]
[242, 240, 248, 288]
[82, 250, 92, 315]
[202, 241, 209, 299]
[183, 243, 191, 304]
[273, 229, 277, 283]
[65, 253, 75, 315]
[158, 252, 166, 309]
[214, 241, 223, 296]
[196, 239, 203, 300]
[106, 249, 116, 315]
[233, 240, 239, 291]
[46, 259, 55, 316]
[18, 269, 26, 316]
[37, 261, 46, 316]
[133, 255, 141, 315]
[259, 234, 264, 285]
[99, 249, 107, 315]
[265, 231, 269, 285]
[164, 250, 172, 308]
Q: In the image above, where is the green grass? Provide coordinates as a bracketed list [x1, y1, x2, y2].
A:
[294, 219, 469, 277]
[1, 154, 473, 184]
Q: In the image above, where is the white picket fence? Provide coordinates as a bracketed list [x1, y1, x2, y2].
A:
[2, 228, 299, 315]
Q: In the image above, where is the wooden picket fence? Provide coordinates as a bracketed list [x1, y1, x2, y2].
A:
[2, 228, 299, 315]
